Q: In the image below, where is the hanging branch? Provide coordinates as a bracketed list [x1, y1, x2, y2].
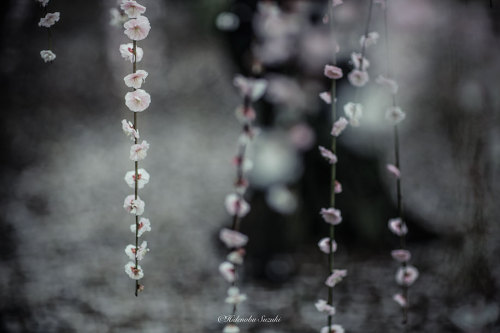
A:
[36, 0, 59, 63]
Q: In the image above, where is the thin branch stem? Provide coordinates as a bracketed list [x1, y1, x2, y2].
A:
[132, 40, 140, 297]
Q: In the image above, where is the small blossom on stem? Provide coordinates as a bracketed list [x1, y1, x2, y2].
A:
[119, 43, 144, 62]
[325, 269, 347, 287]
[351, 52, 370, 71]
[120, 0, 146, 18]
[360, 31, 380, 48]
[320, 208, 342, 225]
[38, 12, 60, 28]
[125, 89, 151, 112]
[227, 249, 245, 265]
[331, 117, 348, 137]
[388, 217, 408, 236]
[324, 64, 343, 79]
[225, 194, 250, 218]
[385, 106, 406, 124]
[125, 241, 149, 261]
[124, 70, 148, 89]
[129, 140, 150, 161]
[319, 91, 332, 104]
[391, 249, 411, 263]
[320, 324, 345, 333]
[130, 217, 151, 237]
[318, 146, 337, 164]
[124, 15, 151, 41]
[40, 50, 56, 63]
[219, 261, 236, 283]
[123, 195, 145, 215]
[124, 168, 150, 189]
[386, 164, 401, 178]
[318, 237, 337, 254]
[334, 180, 342, 194]
[225, 287, 247, 305]
[121, 119, 140, 141]
[343, 102, 363, 126]
[348, 69, 369, 87]
[393, 293, 408, 308]
[220, 228, 249, 248]
[124, 261, 144, 280]
[233, 75, 268, 101]
[395, 266, 419, 286]
[315, 299, 336, 316]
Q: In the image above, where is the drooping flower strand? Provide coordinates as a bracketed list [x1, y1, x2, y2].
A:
[316, 2, 349, 333]
[36, 0, 60, 63]
[119, 0, 151, 297]
[343, 0, 377, 128]
[378, 0, 418, 324]
[218, 75, 267, 333]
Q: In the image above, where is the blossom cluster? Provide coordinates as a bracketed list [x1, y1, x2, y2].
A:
[118, 0, 152, 294]
[218, 75, 267, 333]
[36, 0, 60, 63]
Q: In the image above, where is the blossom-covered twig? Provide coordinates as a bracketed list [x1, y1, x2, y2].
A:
[377, 0, 419, 324]
[218, 75, 267, 333]
[36, 0, 59, 63]
[119, 0, 151, 297]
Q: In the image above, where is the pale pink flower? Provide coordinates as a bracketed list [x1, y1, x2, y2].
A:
[331, 117, 348, 137]
[124, 261, 144, 279]
[119, 43, 144, 62]
[325, 269, 347, 287]
[222, 324, 240, 333]
[120, 0, 146, 18]
[219, 261, 236, 283]
[124, 168, 150, 189]
[36, 0, 50, 7]
[233, 75, 268, 101]
[386, 164, 401, 178]
[386, 106, 406, 124]
[334, 180, 342, 194]
[121, 119, 140, 141]
[38, 12, 60, 28]
[324, 65, 343, 79]
[125, 89, 151, 112]
[227, 248, 245, 265]
[396, 265, 419, 286]
[225, 194, 251, 218]
[124, 241, 148, 261]
[124, 15, 151, 41]
[319, 91, 332, 104]
[124, 70, 148, 89]
[315, 299, 336, 316]
[388, 217, 408, 236]
[219, 228, 249, 248]
[40, 50, 56, 63]
[130, 217, 151, 237]
[318, 146, 337, 164]
[123, 195, 145, 215]
[360, 31, 380, 48]
[332, 0, 343, 7]
[351, 52, 370, 71]
[320, 208, 342, 225]
[343, 102, 363, 127]
[348, 69, 369, 87]
[320, 325, 345, 333]
[129, 140, 150, 161]
[393, 293, 408, 307]
[225, 287, 247, 305]
[289, 123, 316, 151]
[235, 106, 256, 122]
[318, 237, 337, 254]
[376, 75, 399, 94]
[391, 249, 411, 263]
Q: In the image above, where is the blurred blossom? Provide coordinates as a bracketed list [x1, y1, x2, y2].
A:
[216, 12, 240, 31]
[288, 123, 315, 151]
[450, 302, 499, 333]
[265, 74, 307, 109]
[298, 30, 338, 72]
[266, 185, 297, 214]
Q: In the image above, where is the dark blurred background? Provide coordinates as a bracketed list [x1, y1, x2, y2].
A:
[0, 0, 499, 332]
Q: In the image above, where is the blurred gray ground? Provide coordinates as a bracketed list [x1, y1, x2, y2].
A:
[0, 0, 499, 332]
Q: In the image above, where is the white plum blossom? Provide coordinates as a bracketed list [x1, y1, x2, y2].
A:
[348, 69, 369, 87]
[388, 217, 408, 236]
[319, 91, 332, 104]
[121, 119, 140, 141]
[36, 0, 50, 7]
[225, 287, 247, 305]
[315, 299, 336, 316]
[110, 8, 128, 27]
[219, 228, 249, 248]
[119, 43, 144, 62]
[325, 269, 347, 287]
[360, 31, 380, 48]
[130, 217, 151, 237]
[124, 70, 148, 89]
[124, 261, 144, 280]
[334, 180, 342, 194]
[233, 75, 268, 101]
[318, 146, 337, 164]
[386, 106, 406, 124]
[391, 249, 411, 263]
[38, 12, 60, 28]
[125, 89, 151, 112]
[324, 64, 343, 79]
[125, 241, 148, 261]
[320, 325, 345, 333]
[331, 117, 348, 137]
[227, 249, 245, 265]
[320, 208, 342, 225]
[318, 237, 337, 254]
[343, 102, 363, 127]
[129, 140, 150, 161]
[124, 15, 151, 41]
[376, 75, 399, 94]
[40, 50, 56, 63]
[124, 168, 150, 189]
[395, 266, 419, 286]
[386, 164, 401, 178]
[120, 0, 146, 18]
[219, 261, 236, 283]
[222, 324, 240, 333]
[123, 195, 145, 215]
[393, 293, 408, 307]
[225, 194, 250, 218]
[351, 52, 370, 71]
